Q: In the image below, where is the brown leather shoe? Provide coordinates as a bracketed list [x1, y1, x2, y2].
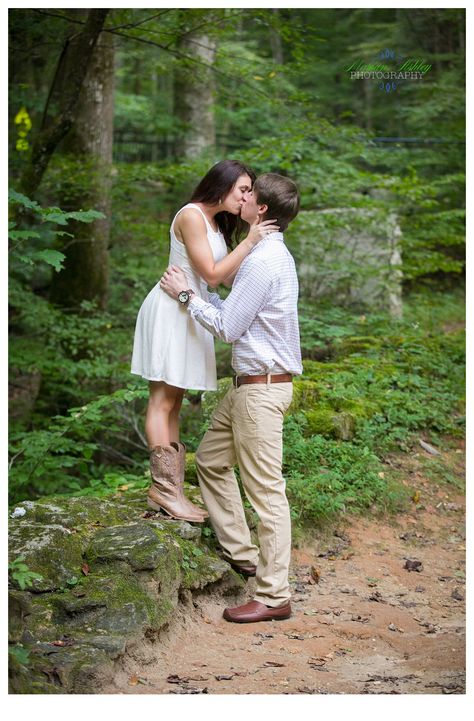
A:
[223, 600, 291, 623]
[228, 562, 257, 577]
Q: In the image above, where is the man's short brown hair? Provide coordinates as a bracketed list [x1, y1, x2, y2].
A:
[253, 173, 300, 232]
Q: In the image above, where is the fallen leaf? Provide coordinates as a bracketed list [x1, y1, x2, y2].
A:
[419, 439, 441, 456]
[50, 640, 66, 647]
[285, 633, 305, 640]
[263, 661, 285, 667]
[81, 562, 90, 576]
[404, 559, 423, 572]
[308, 657, 326, 667]
[166, 674, 183, 684]
[254, 632, 274, 639]
[310, 566, 321, 583]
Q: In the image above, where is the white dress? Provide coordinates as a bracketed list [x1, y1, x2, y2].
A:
[131, 203, 228, 390]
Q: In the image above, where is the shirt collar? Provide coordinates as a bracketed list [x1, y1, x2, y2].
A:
[264, 231, 284, 243]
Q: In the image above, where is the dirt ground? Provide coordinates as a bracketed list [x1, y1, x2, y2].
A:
[103, 444, 466, 695]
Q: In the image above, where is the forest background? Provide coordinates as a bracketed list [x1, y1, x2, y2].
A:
[8, 7, 466, 535]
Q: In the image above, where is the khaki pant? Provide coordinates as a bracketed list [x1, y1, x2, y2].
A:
[195, 382, 293, 607]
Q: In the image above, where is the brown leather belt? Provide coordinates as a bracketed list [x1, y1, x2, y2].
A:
[233, 373, 293, 388]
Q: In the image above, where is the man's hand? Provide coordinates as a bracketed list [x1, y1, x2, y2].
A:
[160, 265, 190, 300]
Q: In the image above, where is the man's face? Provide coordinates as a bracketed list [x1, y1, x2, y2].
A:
[241, 189, 260, 224]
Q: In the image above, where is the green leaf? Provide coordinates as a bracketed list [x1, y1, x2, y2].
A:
[9, 229, 41, 242]
[8, 189, 41, 211]
[33, 249, 66, 272]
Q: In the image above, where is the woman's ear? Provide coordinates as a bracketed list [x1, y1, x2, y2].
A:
[257, 203, 268, 215]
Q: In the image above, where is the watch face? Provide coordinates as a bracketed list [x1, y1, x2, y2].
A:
[178, 291, 189, 304]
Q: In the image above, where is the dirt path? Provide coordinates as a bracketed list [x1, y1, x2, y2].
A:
[104, 447, 465, 695]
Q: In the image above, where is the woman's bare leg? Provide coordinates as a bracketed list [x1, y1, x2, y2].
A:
[169, 389, 185, 444]
[145, 383, 206, 520]
[145, 381, 183, 449]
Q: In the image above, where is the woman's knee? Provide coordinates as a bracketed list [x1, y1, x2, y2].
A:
[148, 382, 180, 413]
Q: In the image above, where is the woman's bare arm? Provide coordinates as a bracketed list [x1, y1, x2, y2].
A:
[175, 208, 279, 287]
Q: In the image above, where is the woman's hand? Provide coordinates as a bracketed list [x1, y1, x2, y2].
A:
[245, 218, 280, 247]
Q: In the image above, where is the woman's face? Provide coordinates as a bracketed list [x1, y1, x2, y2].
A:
[221, 174, 253, 215]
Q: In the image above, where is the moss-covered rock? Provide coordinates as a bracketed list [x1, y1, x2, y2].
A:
[10, 495, 138, 529]
[8, 523, 85, 592]
[304, 408, 357, 440]
[332, 335, 382, 358]
[288, 380, 321, 414]
[8, 491, 244, 694]
[86, 523, 172, 571]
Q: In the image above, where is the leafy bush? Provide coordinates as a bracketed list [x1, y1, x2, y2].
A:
[283, 414, 410, 526]
[8, 556, 43, 590]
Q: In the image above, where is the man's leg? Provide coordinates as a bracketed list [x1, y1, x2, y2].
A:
[231, 383, 294, 607]
[196, 388, 259, 567]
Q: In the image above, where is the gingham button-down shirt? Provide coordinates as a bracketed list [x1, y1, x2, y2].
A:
[188, 232, 303, 376]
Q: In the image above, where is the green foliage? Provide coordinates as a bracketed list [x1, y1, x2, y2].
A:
[298, 295, 465, 452]
[8, 645, 31, 668]
[8, 556, 43, 590]
[283, 414, 391, 523]
[9, 189, 105, 275]
[9, 385, 149, 502]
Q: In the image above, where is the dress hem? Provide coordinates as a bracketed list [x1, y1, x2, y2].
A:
[130, 370, 217, 392]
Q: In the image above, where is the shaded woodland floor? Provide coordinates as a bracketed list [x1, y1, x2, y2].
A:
[102, 441, 465, 695]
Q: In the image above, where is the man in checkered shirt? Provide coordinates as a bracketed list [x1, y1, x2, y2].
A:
[161, 173, 302, 623]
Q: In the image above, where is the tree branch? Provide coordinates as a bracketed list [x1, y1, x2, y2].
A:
[32, 9, 271, 101]
[20, 9, 110, 197]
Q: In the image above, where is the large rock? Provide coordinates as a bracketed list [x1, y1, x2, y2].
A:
[286, 208, 403, 317]
[8, 491, 245, 694]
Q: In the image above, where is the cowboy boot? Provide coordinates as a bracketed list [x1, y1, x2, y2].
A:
[173, 442, 209, 520]
[148, 445, 205, 523]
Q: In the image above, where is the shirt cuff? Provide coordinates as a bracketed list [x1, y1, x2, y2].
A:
[187, 295, 207, 313]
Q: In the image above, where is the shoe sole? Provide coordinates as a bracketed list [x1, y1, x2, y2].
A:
[229, 564, 256, 577]
[223, 611, 291, 623]
[147, 498, 208, 522]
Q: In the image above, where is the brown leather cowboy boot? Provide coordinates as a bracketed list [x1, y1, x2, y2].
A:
[173, 442, 209, 520]
[148, 445, 206, 522]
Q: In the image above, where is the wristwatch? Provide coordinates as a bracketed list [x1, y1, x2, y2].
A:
[177, 288, 195, 305]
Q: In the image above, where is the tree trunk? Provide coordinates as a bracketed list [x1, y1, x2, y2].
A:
[269, 9, 284, 64]
[174, 31, 216, 159]
[50, 27, 115, 311]
[19, 9, 109, 198]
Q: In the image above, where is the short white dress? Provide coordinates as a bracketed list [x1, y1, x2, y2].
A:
[131, 203, 228, 391]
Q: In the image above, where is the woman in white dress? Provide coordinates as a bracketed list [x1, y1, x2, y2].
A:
[131, 160, 279, 522]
